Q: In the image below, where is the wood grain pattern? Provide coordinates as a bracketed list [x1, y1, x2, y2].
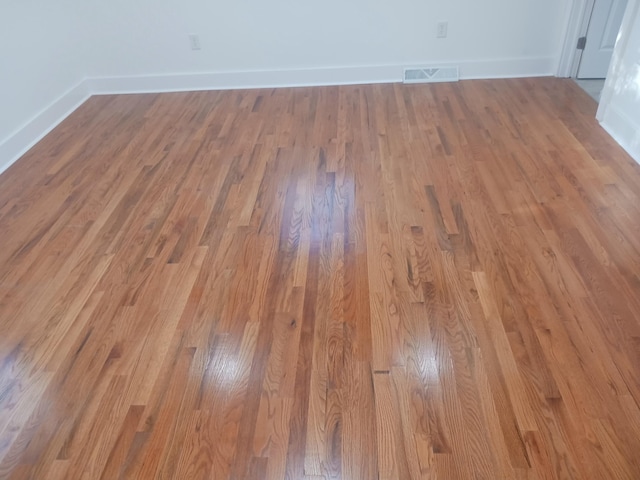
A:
[1, 78, 640, 479]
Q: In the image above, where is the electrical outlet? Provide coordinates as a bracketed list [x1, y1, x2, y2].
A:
[189, 34, 201, 51]
[437, 21, 448, 38]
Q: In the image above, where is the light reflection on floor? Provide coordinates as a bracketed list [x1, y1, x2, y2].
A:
[574, 78, 606, 102]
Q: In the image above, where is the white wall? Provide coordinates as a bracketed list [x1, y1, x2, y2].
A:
[0, 1, 91, 171]
[85, 0, 569, 83]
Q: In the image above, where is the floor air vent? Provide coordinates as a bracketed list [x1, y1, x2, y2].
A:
[403, 66, 459, 84]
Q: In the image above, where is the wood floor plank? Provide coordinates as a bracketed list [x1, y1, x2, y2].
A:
[1, 78, 640, 479]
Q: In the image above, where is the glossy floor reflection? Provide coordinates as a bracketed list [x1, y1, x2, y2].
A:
[1, 78, 640, 479]
[574, 78, 606, 102]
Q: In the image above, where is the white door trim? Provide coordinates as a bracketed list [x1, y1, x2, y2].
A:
[597, 0, 639, 120]
[557, 0, 597, 77]
[596, 0, 640, 163]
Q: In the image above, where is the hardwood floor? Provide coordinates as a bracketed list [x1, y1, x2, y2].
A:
[1, 78, 640, 479]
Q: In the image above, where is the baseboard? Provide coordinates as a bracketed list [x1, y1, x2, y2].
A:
[458, 56, 557, 79]
[86, 65, 402, 94]
[87, 57, 556, 95]
[0, 81, 91, 175]
[600, 105, 640, 164]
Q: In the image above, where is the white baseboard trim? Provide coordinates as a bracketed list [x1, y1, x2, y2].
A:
[600, 105, 640, 164]
[86, 65, 402, 94]
[87, 57, 556, 95]
[0, 81, 91, 175]
[458, 56, 557, 79]
[0, 56, 557, 176]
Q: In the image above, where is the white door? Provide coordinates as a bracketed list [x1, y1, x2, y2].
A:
[577, 0, 629, 78]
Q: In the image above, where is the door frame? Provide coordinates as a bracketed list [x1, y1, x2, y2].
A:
[557, 0, 597, 77]
[596, 0, 639, 121]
